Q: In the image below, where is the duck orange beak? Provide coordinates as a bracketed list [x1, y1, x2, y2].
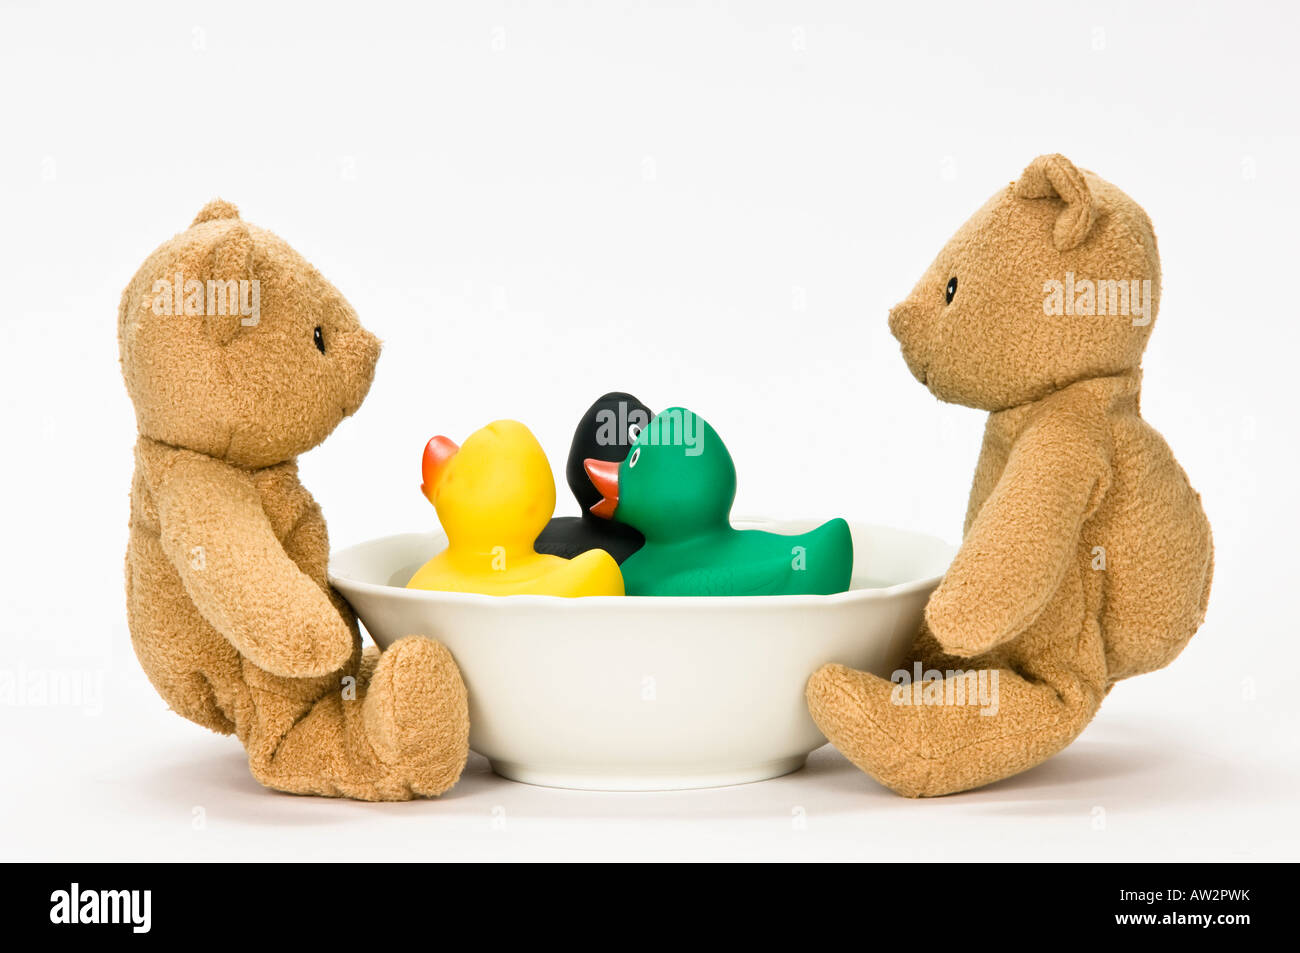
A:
[584, 458, 620, 519]
[421, 436, 459, 502]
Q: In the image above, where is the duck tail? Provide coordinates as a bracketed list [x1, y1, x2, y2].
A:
[802, 517, 854, 594]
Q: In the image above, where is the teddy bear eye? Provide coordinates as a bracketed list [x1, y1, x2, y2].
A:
[945, 277, 958, 305]
[313, 326, 326, 354]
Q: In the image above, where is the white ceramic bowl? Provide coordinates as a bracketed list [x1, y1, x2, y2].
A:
[329, 520, 954, 791]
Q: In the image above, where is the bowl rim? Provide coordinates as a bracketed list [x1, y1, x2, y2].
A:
[328, 522, 956, 612]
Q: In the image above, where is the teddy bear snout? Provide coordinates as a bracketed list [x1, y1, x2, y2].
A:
[888, 299, 920, 341]
[341, 327, 382, 417]
[888, 301, 930, 383]
[360, 327, 382, 374]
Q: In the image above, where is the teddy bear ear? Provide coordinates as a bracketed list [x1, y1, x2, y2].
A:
[1013, 154, 1096, 252]
[192, 198, 241, 227]
[203, 221, 255, 346]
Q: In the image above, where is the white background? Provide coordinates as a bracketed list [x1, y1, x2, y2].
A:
[2, 0, 1296, 860]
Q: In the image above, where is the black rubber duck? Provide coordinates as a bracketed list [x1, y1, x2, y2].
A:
[534, 392, 652, 564]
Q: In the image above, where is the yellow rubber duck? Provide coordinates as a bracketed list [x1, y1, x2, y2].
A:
[406, 420, 624, 597]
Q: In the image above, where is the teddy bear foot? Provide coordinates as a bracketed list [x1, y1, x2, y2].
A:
[361, 636, 470, 798]
[806, 663, 939, 797]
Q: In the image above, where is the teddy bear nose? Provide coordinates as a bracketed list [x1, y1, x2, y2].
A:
[360, 328, 382, 370]
[888, 302, 915, 340]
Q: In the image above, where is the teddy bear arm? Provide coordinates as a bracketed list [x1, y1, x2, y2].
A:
[926, 420, 1109, 658]
[146, 449, 355, 679]
[281, 502, 363, 636]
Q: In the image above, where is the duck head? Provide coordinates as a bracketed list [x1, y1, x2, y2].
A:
[584, 407, 735, 542]
[565, 392, 653, 519]
[420, 419, 557, 550]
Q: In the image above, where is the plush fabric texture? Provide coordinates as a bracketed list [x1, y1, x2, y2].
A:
[120, 201, 469, 800]
[807, 155, 1213, 797]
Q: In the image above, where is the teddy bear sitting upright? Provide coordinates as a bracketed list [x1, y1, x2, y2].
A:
[808, 154, 1214, 797]
[119, 200, 468, 800]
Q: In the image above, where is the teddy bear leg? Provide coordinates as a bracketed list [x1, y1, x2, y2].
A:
[806, 658, 1101, 797]
[244, 637, 468, 801]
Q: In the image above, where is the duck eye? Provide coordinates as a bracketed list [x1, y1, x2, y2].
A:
[627, 424, 641, 443]
[945, 277, 957, 305]
[628, 448, 640, 468]
[313, 326, 326, 354]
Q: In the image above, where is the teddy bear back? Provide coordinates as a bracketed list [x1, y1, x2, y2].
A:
[889, 154, 1162, 411]
[118, 201, 381, 468]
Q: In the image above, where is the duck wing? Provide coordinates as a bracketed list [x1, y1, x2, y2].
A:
[649, 554, 794, 597]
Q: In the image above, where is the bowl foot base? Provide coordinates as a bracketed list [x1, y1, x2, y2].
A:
[485, 755, 808, 792]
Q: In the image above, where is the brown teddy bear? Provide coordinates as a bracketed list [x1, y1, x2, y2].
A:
[119, 200, 469, 800]
[807, 154, 1213, 797]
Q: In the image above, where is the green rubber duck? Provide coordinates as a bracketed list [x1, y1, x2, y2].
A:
[582, 407, 854, 597]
